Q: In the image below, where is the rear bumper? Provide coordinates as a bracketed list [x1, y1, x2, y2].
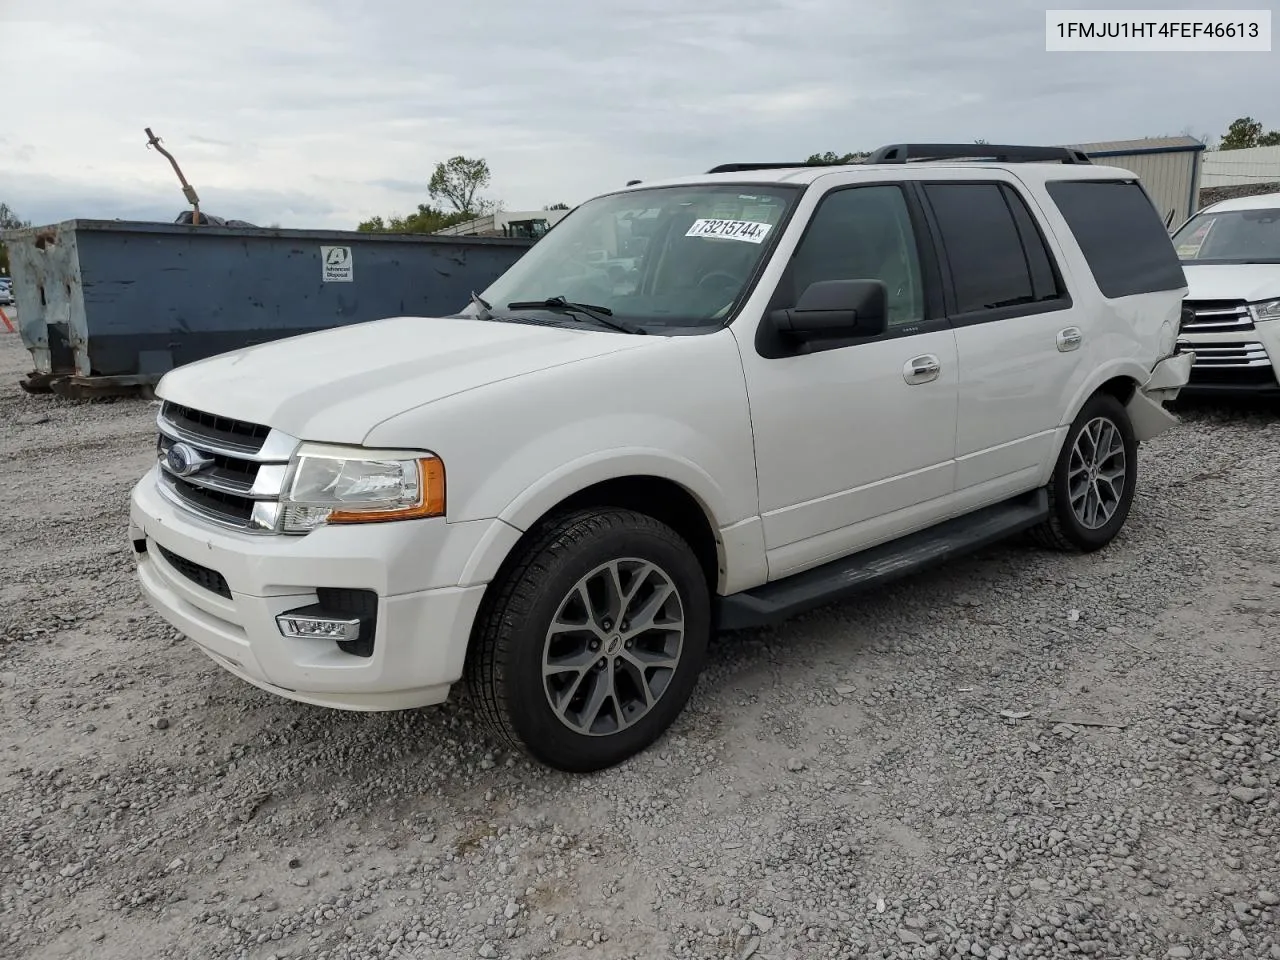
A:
[1144, 349, 1195, 395]
[1126, 350, 1195, 442]
[129, 467, 499, 711]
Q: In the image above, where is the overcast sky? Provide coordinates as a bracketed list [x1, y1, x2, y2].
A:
[2, 0, 1276, 230]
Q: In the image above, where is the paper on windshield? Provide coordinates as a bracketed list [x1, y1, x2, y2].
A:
[685, 219, 773, 244]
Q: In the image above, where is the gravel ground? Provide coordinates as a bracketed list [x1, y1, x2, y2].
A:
[1, 327, 1278, 960]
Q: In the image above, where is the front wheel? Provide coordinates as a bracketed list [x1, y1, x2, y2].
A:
[465, 508, 710, 772]
[1031, 392, 1138, 552]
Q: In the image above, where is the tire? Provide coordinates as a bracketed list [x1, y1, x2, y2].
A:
[1030, 392, 1138, 553]
[465, 508, 711, 772]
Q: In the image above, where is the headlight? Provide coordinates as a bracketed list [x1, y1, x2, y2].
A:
[280, 443, 445, 533]
[1249, 299, 1280, 322]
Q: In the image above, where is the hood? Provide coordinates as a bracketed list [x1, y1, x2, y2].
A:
[157, 315, 652, 443]
[1182, 262, 1280, 304]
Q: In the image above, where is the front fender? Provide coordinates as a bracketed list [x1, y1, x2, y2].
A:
[361, 329, 762, 591]
[496, 447, 729, 533]
[452, 449, 750, 592]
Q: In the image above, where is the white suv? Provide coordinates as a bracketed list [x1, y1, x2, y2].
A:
[129, 143, 1193, 772]
[1171, 190, 1280, 395]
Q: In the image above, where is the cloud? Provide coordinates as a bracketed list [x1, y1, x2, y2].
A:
[1, 0, 1276, 229]
[367, 178, 430, 195]
[5, 171, 338, 228]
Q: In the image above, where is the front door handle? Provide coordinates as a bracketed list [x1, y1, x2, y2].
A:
[1056, 327, 1083, 352]
[904, 354, 941, 385]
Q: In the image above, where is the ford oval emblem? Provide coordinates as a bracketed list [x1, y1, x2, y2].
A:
[166, 442, 212, 477]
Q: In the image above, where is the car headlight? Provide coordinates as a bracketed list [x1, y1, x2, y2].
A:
[280, 443, 445, 533]
[1249, 299, 1280, 322]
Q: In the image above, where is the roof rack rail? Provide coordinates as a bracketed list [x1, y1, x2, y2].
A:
[866, 143, 1092, 165]
[705, 162, 825, 174]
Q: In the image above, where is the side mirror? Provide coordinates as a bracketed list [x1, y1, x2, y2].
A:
[769, 279, 888, 340]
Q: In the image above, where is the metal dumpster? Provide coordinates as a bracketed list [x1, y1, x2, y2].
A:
[2, 219, 534, 397]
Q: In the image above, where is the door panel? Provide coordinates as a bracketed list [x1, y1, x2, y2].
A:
[741, 330, 959, 576]
[951, 315, 1078, 490]
[921, 178, 1088, 495]
[733, 182, 960, 580]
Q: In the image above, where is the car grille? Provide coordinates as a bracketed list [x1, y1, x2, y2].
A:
[155, 401, 299, 534]
[1180, 300, 1254, 333]
[1187, 341, 1276, 386]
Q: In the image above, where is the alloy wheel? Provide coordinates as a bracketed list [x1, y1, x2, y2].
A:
[1068, 416, 1127, 530]
[542, 558, 686, 736]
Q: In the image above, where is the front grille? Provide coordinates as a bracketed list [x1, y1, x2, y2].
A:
[1188, 341, 1277, 386]
[156, 544, 232, 599]
[1181, 300, 1254, 333]
[162, 401, 271, 452]
[158, 435, 259, 494]
[155, 403, 297, 533]
[170, 476, 256, 525]
[1190, 341, 1272, 368]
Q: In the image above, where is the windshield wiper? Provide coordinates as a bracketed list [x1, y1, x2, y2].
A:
[470, 290, 495, 321]
[506, 295, 647, 334]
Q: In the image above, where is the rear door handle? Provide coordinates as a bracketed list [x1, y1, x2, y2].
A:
[904, 354, 941, 384]
[1056, 327, 1083, 352]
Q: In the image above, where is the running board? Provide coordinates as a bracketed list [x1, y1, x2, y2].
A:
[716, 489, 1049, 631]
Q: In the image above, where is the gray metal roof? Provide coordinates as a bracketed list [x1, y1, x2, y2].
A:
[1061, 136, 1206, 155]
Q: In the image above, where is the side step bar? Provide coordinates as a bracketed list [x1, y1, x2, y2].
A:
[716, 489, 1050, 631]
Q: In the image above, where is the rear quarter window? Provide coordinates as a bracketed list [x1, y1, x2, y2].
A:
[1045, 180, 1186, 298]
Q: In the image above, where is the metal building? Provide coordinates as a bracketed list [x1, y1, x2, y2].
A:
[1060, 136, 1207, 227]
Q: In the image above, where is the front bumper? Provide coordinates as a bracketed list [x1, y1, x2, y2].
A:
[129, 466, 499, 711]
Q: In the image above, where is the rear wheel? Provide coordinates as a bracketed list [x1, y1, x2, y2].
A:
[1031, 392, 1137, 553]
[466, 508, 710, 772]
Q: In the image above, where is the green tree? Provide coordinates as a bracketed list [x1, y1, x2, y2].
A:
[428, 156, 494, 215]
[806, 151, 869, 164]
[0, 201, 32, 276]
[359, 155, 499, 233]
[545, 202, 571, 210]
[1219, 116, 1280, 150]
[356, 203, 474, 235]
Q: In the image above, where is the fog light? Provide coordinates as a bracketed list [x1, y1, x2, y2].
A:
[276, 606, 362, 641]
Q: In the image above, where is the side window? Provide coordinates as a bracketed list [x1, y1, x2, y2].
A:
[788, 185, 924, 328]
[1002, 184, 1064, 302]
[1045, 180, 1186, 298]
[923, 182, 1063, 315]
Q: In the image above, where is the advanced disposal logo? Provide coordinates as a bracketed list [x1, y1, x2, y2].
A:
[321, 246, 354, 282]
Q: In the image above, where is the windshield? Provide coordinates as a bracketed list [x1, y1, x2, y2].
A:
[1172, 207, 1280, 262]
[475, 183, 800, 331]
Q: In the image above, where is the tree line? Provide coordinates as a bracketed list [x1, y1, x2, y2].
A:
[357, 156, 570, 235]
[1218, 117, 1280, 149]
